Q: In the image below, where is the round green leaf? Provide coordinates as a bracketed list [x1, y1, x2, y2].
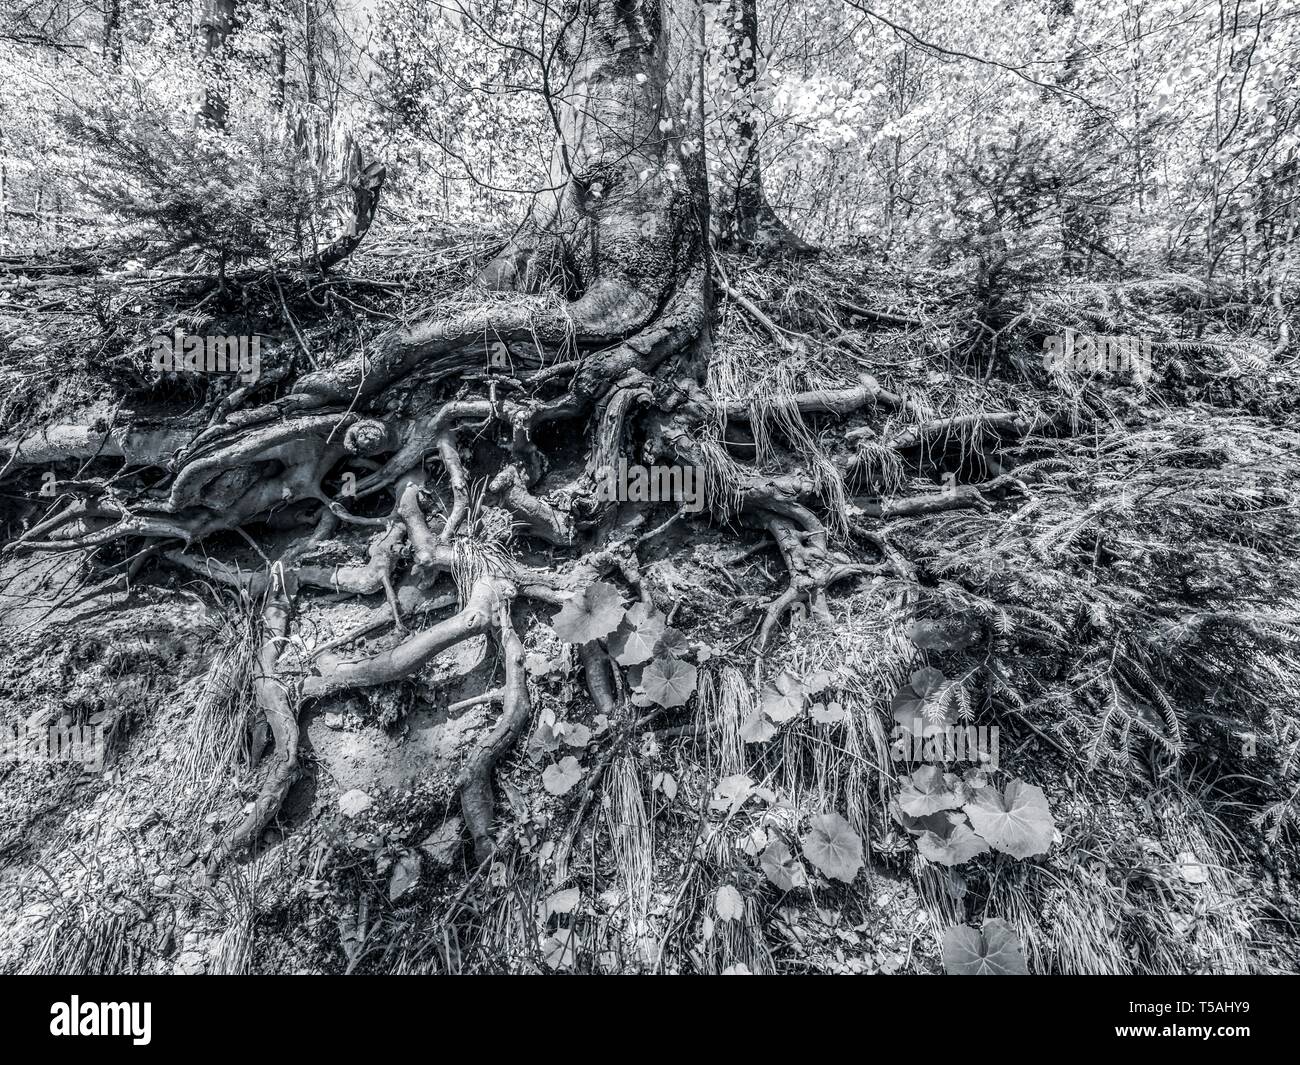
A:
[898, 765, 963, 817]
[542, 756, 584, 796]
[963, 779, 1055, 859]
[760, 839, 807, 892]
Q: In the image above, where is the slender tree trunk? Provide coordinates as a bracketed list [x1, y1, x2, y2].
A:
[271, 15, 287, 114]
[197, 0, 238, 130]
[719, 0, 811, 255]
[0, 129, 8, 251]
[304, 0, 317, 104]
[102, 0, 123, 69]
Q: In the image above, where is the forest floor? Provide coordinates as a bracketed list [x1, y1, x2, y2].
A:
[1, 232, 1298, 974]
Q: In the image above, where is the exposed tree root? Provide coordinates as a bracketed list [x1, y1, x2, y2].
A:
[885, 411, 1029, 451]
[458, 602, 531, 864]
[302, 577, 508, 700]
[208, 570, 295, 871]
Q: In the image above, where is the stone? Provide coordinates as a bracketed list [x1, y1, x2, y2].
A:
[339, 789, 374, 818]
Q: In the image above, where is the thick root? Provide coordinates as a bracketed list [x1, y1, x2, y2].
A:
[458, 602, 532, 864]
[208, 575, 296, 870]
[301, 576, 508, 699]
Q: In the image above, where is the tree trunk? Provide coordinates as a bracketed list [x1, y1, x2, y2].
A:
[196, 0, 238, 130]
[480, 0, 709, 328]
[102, 0, 123, 69]
[718, 0, 811, 255]
[270, 15, 287, 114]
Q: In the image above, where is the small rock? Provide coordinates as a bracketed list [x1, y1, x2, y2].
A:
[174, 950, 206, 976]
[324, 713, 346, 730]
[339, 789, 373, 818]
[153, 875, 173, 891]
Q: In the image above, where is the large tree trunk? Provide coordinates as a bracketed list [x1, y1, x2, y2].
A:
[481, 0, 709, 332]
[283, 0, 711, 408]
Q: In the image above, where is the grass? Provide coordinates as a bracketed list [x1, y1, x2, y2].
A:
[177, 609, 259, 823]
[17, 846, 153, 976]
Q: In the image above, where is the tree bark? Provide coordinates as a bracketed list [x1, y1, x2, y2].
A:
[481, 0, 709, 324]
[196, 0, 238, 130]
[718, 0, 812, 255]
[102, 0, 123, 69]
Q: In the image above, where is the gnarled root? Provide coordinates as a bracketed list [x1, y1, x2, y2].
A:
[458, 600, 531, 864]
[577, 640, 620, 719]
[301, 576, 508, 700]
[488, 465, 572, 546]
[752, 508, 892, 672]
[208, 572, 296, 871]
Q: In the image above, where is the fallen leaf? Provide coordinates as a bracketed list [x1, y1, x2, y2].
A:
[1176, 851, 1210, 884]
[419, 818, 464, 867]
[388, 850, 421, 901]
[740, 711, 777, 744]
[541, 887, 581, 922]
[541, 931, 580, 970]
